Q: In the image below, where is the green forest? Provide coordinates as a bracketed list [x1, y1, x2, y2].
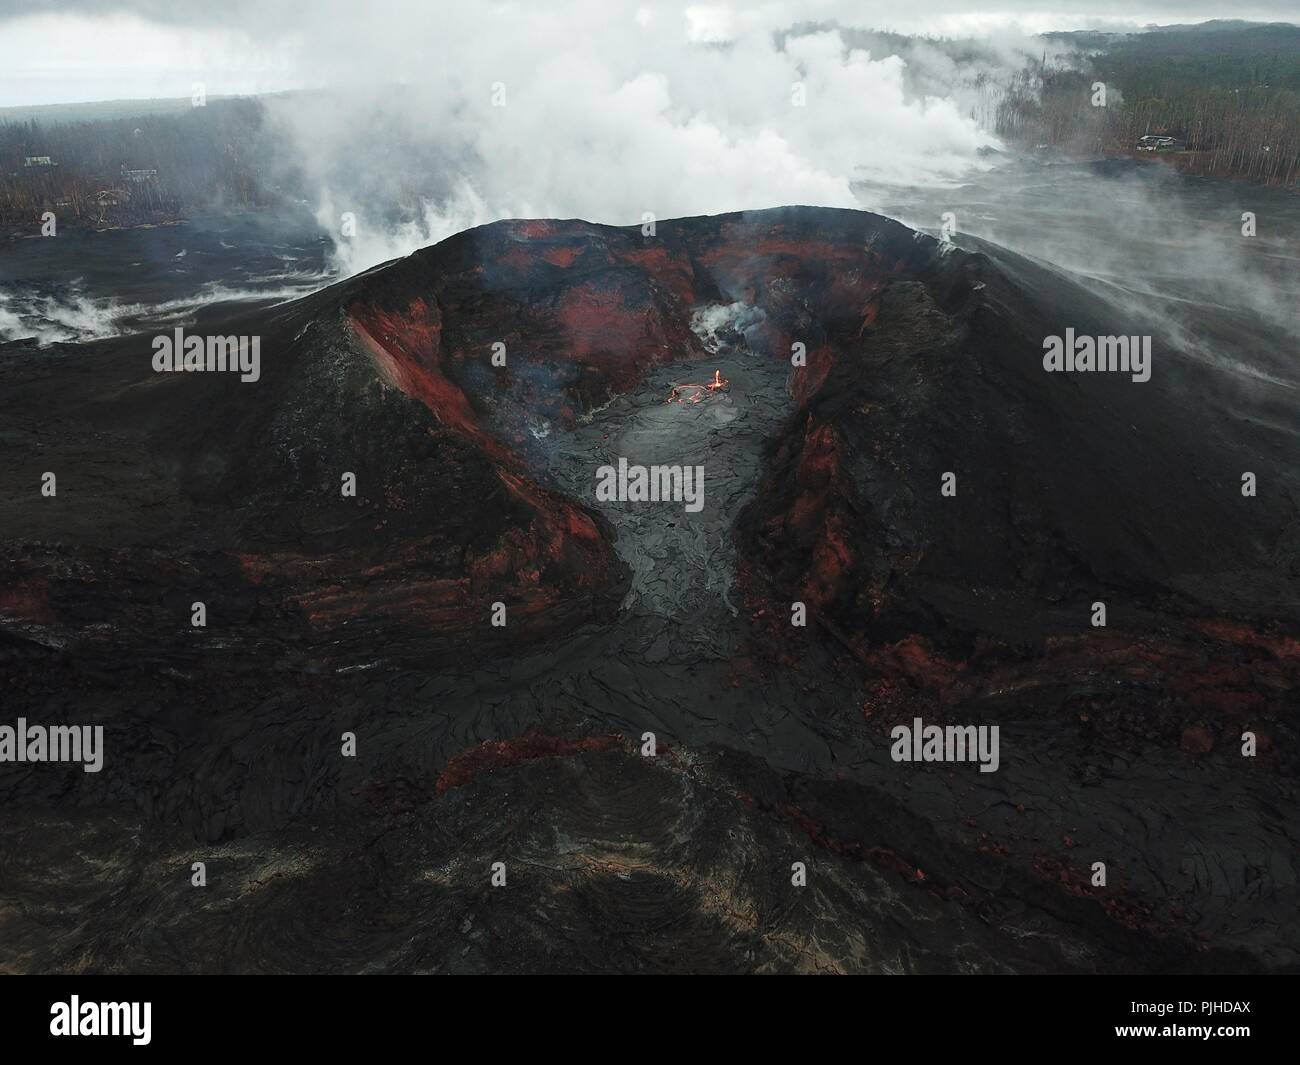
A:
[997, 21, 1300, 186]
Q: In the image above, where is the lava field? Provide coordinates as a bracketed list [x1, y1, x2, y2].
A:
[1, 206, 1296, 974]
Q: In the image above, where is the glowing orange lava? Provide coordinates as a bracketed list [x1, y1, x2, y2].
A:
[668, 369, 730, 404]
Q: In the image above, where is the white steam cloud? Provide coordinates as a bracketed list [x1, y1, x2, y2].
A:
[263, 2, 1032, 275]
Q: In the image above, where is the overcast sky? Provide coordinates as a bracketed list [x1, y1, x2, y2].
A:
[0, 0, 1295, 107]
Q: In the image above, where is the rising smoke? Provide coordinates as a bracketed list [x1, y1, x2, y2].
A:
[255, 3, 1058, 274]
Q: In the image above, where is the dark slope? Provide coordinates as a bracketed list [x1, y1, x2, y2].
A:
[737, 226, 1300, 741]
[1, 206, 1296, 973]
[0, 276, 628, 664]
[741, 228, 1299, 632]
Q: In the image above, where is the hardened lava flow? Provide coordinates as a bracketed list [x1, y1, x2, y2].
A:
[0, 207, 1296, 974]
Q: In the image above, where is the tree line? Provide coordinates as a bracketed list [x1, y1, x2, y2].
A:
[0, 98, 283, 231]
[996, 24, 1300, 187]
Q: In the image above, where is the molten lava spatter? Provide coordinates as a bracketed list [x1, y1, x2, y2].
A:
[668, 368, 730, 404]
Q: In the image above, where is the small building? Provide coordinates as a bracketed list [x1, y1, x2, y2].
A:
[23, 155, 55, 167]
[1136, 135, 1178, 152]
[121, 168, 159, 183]
[94, 187, 130, 226]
